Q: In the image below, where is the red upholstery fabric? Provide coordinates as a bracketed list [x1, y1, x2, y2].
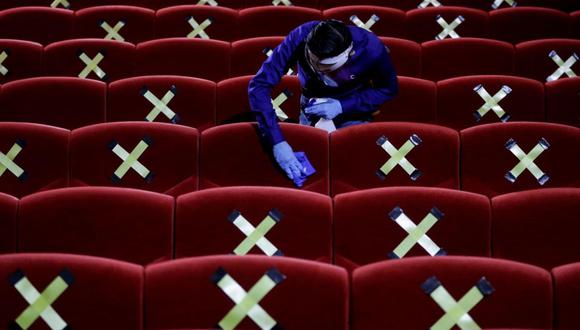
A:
[70, 122, 199, 196]
[573, 11, 580, 38]
[0, 193, 17, 253]
[19, 187, 174, 265]
[422, 38, 514, 81]
[492, 188, 580, 270]
[406, 7, 489, 43]
[0, 39, 42, 84]
[230, 36, 285, 77]
[145, 255, 348, 330]
[552, 262, 580, 330]
[322, 6, 406, 38]
[149, 0, 242, 9]
[136, 38, 230, 82]
[352, 256, 552, 330]
[437, 75, 545, 130]
[0, 123, 68, 198]
[330, 122, 460, 195]
[334, 187, 491, 272]
[0, 77, 106, 129]
[0, 7, 73, 45]
[108, 75, 216, 130]
[156, 5, 239, 42]
[44, 39, 136, 82]
[546, 77, 580, 127]
[461, 122, 580, 197]
[437, 0, 566, 10]
[74, 6, 156, 44]
[199, 123, 329, 194]
[216, 75, 301, 124]
[379, 37, 422, 77]
[515, 39, 580, 82]
[320, 0, 414, 10]
[175, 187, 332, 262]
[238, 6, 323, 39]
[489, 7, 571, 44]
[0, 253, 143, 330]
[374, 76, 437, 123]
[246, 0, 320, 7]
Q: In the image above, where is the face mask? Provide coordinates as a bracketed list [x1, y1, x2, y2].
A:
[306, 43, 353, 73]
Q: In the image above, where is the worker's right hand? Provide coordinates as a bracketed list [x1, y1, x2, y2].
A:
[273, 141, 305, 180]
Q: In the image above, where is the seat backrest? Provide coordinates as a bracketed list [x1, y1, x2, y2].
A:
[238, 6, 323, 39]
[515, 39, 580, 82]
[406, 7, 489, 43]
[545, 76, 580, 127]
[0, 7, 74, 45]
[489, 7, 571, 44]
[0, 193, 17, 253]
[323, 6, 406, 38]
[552, 262, 580, 330]
[374, 76, 437, 123]
[156, 5, 239, 42]
[0, 39, 43, 84]
[230, 36, 285, 77]
[379, 37, 422, 78]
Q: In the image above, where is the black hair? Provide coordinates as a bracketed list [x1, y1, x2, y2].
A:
[305, 20, 353, 59]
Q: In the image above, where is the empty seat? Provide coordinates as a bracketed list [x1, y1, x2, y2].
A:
[0, 39, 43, 84]
[406, 7, 489, 43]
[44, 39, 136, 82]
[461, 122, 580, 197]
[330, 122, 460, 195]
[238, 6, 323, 39]
[323, 6, 406, 38]
[489, 7, 571, 44]
[176, 187, 332, 262]
[0, 123, 68, 198]
[74, 6, 156, 44]
[230, 36, 285, 77]
[145, 255, 348, 330]
[0, 7, 73, 45]
[0, 253, 142, 330]
[0, 77, 106, 129]
[374, 76, 437, 123]
[246, 0, 320, 7]
[573, 10, 580, 38]
[149, 0, 242, 9]
[352, 256, 552, 330]
[18, 187, 173, 265]
[70, 122, 199, 196]
[334, 187, 490, 272]
[320, 0, 416, 11]
[379, 37, 422, 77]
[0, 193, 17, 253]
[200, 123, 329, 194]
[216, 75, 301, 124]
[515, 39, 580, 82]
[422, 38, 514, 81]
[156, 5, 239, 41]
[546, 76, 580, 127]
[438, 0, 567, 10]
[108, 75, 216, 130]
[553, 262, 580, 330]
[136, 38, 230, 82]
[492, 188, 580, 270]
[437, 75, 545, 130]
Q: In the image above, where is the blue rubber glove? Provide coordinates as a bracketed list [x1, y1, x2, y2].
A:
[273, 141, 306, 181]
[304, 98, 342, 120]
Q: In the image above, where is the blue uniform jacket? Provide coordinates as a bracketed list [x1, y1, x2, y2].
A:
[248, 21, 398, 146]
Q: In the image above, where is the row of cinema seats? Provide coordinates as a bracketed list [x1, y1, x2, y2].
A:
[1, 37, 579, 82]
[1, 75, 578, 130]
[1, 253, 580, 329]
[1, 186, 579, 270]
[1, 121, 578, 198]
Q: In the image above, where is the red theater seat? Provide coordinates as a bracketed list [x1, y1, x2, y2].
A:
[156, 5, 239, 42]
[0, 77, 106, 129]
[546, 77, 580, 127]
[422, 38, 514, 81]
[136, 38, 230, 82]
[149, 0, 242, 9]
[330, 122, 460, 195]
[515, 39, 580, 82]
[0, 253, 143, 330]
[320, 0, 413, 10]
[438, 0, 566, 10]
[238, 6, 322, 39]
[175, 187, 332, 262]
[489, 7, 571, 44]
[216, 75, 301, 124]
[406, 7, 489, 43]
[74, 6, 156, 44]
[230, 36, 285, 77]
[573, 11, 580, 38]
[145, 255, 348, 330]
[334, 187, 490, 272]
[0, 193, 17, 253]
[108, 75, 216, 130]
[437, 75, 545, 130]
[492, 188, 580, 270]
[374, 76, 437, 123]
[246, 0, 321, 8]
[352, 256, 552, 330]
[0, 39, 42, 84]
[18, 187, 173, 265]
[44, 39, 136, 82]
[379, 37, 421, 78]
[70, 122, 199, 196]
[553, 262, 580, 330]
[199, 123, 329, 194]
[0, 7, 73, 45]
[461, 122, 580, 197]
[322, 6, 406, 38]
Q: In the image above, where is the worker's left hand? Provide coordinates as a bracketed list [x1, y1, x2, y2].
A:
[304, 98, 342, 120]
